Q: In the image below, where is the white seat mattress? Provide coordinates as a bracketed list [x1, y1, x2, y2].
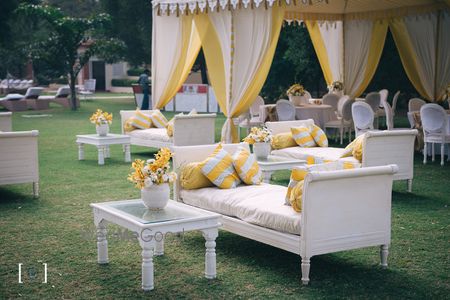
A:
[271, 146, 359, 164]
[128, 128, 172, 143]
[180, 184, 301, 235]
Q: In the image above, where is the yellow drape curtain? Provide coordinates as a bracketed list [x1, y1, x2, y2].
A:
[352, 21, 388, 97]
[196, 6, 285, 143]
[154, 16, 202, 109]
[305, 21, 334, 85]
[389, 18, 431, 100]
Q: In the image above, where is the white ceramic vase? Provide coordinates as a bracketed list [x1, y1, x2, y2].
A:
[253, 142, 271, 160]
[141, 183, 170, 210]
[96, 123, 109, 136]
[331, 90, 343, 98]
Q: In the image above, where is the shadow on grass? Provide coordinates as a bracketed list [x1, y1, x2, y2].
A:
[0, 187, 38, 206]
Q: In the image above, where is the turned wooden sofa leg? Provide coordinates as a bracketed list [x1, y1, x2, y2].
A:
[407, 179, 413, 193]
[301, 257, 311, 285]
[33, 182, 39, 198]
[380, 245, 389, 268]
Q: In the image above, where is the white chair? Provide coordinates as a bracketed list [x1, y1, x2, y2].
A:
[79, 79, 96, 100]
[324, 96, 354, 144]
[39, 86, 72, 108]
[352, 101, 379, 137]
[238, 95, 265, 136]
[421, 104, 450, 166]
[322, 93, 340, 113]
[304, 91, 312, 100]
[408, 98, 427, 128]
[392, 91, 400, 117]
[276, 99, 296, 121]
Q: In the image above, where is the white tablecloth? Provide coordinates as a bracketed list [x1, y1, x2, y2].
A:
[260, 103, 336, 128]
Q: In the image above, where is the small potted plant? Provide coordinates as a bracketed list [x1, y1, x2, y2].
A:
[243, 127, 273, 159]
[90, 109, 113, 136]
[328, 81, 344, 97]
[128, 148, 177, 210]
[286, 83, 307, 106]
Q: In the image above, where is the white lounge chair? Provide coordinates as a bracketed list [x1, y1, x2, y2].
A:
[0, 87, 44, 111]
[38, 86, 73, 108]
[79, 79, 96, 100]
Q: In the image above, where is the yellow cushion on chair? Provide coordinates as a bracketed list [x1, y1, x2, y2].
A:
[129, 109, 153, 129]
[340, 133, 365, 161]
[180, 162, 214, 190]
[199, 144, 241, 189]
[291, 127, 316, 147]
[232, 147, 262, 185]
[150, 110, 168, 128]
[271, 132, 297, 149]
[310, 125, 328, 147]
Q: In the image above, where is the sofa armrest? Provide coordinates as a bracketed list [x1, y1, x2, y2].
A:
[0, 112, 12, 131]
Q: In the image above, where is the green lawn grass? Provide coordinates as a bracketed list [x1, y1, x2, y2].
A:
[0, 98, 449, 299]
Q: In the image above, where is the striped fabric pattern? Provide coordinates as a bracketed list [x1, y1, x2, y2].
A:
[129, 110, 152, 129]
[232, 147, 262, 185]
[310, 125, 328, 147]
[150, 110, 168, 128]
[291, 126, 316, 147]
[199, 144, 241, 189]
[286, 161, 361, 211]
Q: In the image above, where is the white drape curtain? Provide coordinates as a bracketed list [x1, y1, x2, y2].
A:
[317, 21, 344, 83]
[436, 11, 450, 100]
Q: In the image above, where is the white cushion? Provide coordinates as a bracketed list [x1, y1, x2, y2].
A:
[1, 94, 24, 101]
[127, 128, 172, 142]
[271, 146, 359, 164]
[180, 184, 301, 235]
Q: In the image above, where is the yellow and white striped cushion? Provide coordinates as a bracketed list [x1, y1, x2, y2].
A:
[291, 126, 316, 147]
[150, 110, 168, 128]
[129, 109, 152, 129]
[310, 125, 328, 147]
[199, 144, 241, 189]
[285, 167, 308, 206]
[166, 113, 184, 137]
[232, 147, 262, 185]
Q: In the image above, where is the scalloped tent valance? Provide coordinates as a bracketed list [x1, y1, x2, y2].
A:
[152, 0, 450, 20]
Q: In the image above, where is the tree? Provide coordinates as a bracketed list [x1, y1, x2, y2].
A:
[100, 0, 152, 67]
[18, 4, 125, 110]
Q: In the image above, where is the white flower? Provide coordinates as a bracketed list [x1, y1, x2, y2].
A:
[162, 174, 169, 182]
[146, 159, 155, 164]
[143, 166, 149, 174]
[144, 178, 153, 187]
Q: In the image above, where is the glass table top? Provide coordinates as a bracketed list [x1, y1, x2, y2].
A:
[107, 201, 205, 224]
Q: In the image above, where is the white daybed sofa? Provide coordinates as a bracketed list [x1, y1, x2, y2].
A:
[266, 120, 418, 192]
[0, 112, 12, 131]
[0, 126, 39, 197]
[120, 110, 216, 149]
[173, 143, 398, 284]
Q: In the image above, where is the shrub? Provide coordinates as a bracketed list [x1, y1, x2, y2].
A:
[127, 68, 145, 76]
[111, 78, 136, 87]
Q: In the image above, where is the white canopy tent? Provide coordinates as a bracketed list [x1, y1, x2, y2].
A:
[151, 0, 450, 142]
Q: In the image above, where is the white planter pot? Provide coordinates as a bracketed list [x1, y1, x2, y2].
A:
[96, 123, 109, 136]
[141, 183, 170, 210]
[289, 95, 308, 106]
[330, 90, 343, 98]
[253, 142, 271, 159]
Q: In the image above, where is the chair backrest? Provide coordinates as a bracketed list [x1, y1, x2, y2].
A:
[364, 92, 381, 112]
[84, 79, 96, 92]
[56, 86, 71, 98]
[352, 101, 374, 135]
[341, 98, 355, 122]
[408, 98, 426, 112]
[249, 95, 264, 117]
[379, 89, 389, 108]
[336, 95, 350, 118]
[322, 93, 340, 111]
[420, 104, 448, 135]
[276, 99, 296, 121]
[383, 100, 394, 130]
[392, 90, 400, 115]
[304, 91, 312, 100]
[24, 87, 44, 99]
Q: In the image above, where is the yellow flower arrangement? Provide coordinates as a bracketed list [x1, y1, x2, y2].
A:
[90, 109, 113, 125]
[243, 127, 273, 144]
[286, 83, 305, 96]
[328, 81, 344, 92]
[127, 148, 177, 189]
[443, 84, 450, 101]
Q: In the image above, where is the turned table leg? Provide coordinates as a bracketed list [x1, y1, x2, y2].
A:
[78, 143, 84, 160]
[124, 144, 131, 162]
[202, 228, 218, 279]
[262, 171, 273, 183]
[96, 220, 109, 264]
[97, 146, 105, 165]
[141, 246, 154, 291]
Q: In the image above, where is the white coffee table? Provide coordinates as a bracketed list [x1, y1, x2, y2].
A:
[76, 133, 131, 165]
[91, 199, 221, 291]
[257, 155, 306, 183]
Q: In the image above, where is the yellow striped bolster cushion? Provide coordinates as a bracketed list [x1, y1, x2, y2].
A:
[129, 109, 152, 129]
[285, 167, 308, 205]
[291, 126, 316, 147]
[232, 147, 262, 185]
[199, 144, 241, 189]
[271, 132, 297, 149]
[305, 156, 332, 165]
[123, 119, 136, 132]
[150, 110, 168, 128]
[310, 125, 328, 147]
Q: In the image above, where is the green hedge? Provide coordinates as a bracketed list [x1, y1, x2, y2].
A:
[127, 68, 145, 76]
[111, 78, 136, 87]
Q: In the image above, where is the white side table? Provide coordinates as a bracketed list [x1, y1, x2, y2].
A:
[76, 134, 131, 165]
[257, 155, 306, 183]
[91, 199, 221, 291]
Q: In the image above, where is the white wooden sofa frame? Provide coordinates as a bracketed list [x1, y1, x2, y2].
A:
[173, 143, 398, 285]
[0, 130, 39, 197]
[266, 120, 418, 192]
[120, 110, 216, 149]
[0, 112, 12, 131]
